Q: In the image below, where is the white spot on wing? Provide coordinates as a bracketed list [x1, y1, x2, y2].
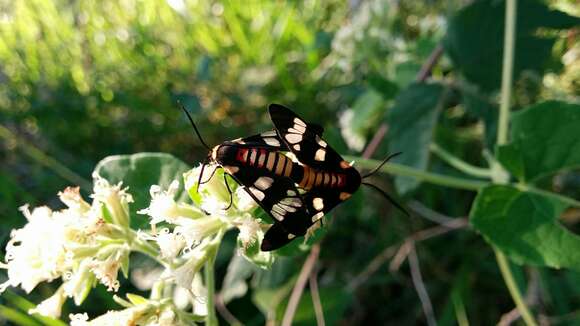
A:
[312, 197, 324, 210]
[287, 190, 297, 196]
[315, 135, 327, 147]
[314, 148, 326, 161]
[261, 130, 277, 137]
[293, 117, 306, 127]
[271, 210, 284, 221]
[293, 144, 301, 151]
[293, 124, 306, 133]
[264, 137, 281, 147]
[287, 233, 296, 239]
[254, 176, 274, 190]
[285, 133, 302, 144]
[311, 212, 324, 222]
[248, 187, 265, 201]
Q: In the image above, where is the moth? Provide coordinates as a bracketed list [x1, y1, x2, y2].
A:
[180, 103, 406, 251]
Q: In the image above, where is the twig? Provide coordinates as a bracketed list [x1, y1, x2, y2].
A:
[498, 269, 540, 326]
[348, 219, 468, 290]
[416, 44, 444, 82]
[409, 246, 437, 326]
[309, 268, 325, 326]
[282, 244, 321, 326]
[215, 293, 243, 326]
[362, 124, 388, 159]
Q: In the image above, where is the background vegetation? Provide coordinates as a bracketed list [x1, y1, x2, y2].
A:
[0, 0, 579, 325]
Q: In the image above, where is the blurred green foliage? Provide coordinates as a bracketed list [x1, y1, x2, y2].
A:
[1, 0, 579, 325]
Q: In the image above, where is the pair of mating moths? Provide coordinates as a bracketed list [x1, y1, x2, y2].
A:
[185, 104, 404, 251]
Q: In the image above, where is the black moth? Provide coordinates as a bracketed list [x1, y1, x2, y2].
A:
[181, 103, 406, 251]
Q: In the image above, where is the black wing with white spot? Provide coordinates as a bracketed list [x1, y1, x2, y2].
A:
[231, 130, 288, 151]
[225, 164, 312, 237]
[268, 104, 345, 172]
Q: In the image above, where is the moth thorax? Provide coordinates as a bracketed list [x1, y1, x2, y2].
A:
[344, 168, 362, 193]
[211, 144, 237, 165]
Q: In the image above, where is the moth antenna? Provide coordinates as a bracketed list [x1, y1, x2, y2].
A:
[361, 182, 409, 217]
[178, 100, 211, 150]
[362, 152, 402, 179]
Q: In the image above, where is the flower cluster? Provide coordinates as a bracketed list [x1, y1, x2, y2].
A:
[1, 163, 274, 324]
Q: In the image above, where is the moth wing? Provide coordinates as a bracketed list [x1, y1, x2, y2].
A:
[268, 104, 346, 172]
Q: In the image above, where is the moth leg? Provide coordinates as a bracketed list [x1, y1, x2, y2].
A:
[222, 173, 234, 210]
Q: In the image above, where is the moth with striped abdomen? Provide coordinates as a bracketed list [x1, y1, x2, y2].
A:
[180, 103, 406, 251]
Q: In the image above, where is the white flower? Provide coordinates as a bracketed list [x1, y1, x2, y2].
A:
[155, 228, 186, 260]
[339, 109, 366, 151]
[58, 186, 91, 215]
[236, 216, 261, 250]
[29, 286, 66, 318]
[69, 312, 89, 326]
[175, 216, 226, 249]
[63, 260, 94, 305]
[92, 172, 134, 227]
[138, 181, 204, 226]
[90, 246, 130, 292]
[172, 239, 212, 290]
[1, 205, 71, 293]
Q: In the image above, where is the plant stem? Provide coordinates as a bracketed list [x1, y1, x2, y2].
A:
[205, 231, 224, 326]
[346, 156, 488, 191]
[205, 252, 218, 326]
[497, 0, 517, 147]
[495, 251, 538, 326]
[493, 1, 538, 325]
[430, 143, 492, 179]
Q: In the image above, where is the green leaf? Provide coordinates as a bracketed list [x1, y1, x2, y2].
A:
[388, 82, 447, 194]
[497, 101, 580, 182]
[444, 0, 580, 91]
[470, 185, 580, 270]
[462, 91, 497, 149]
[221, 255, 257, 303]
[346, 89, 385, 151]
[93, 153, 191, 224]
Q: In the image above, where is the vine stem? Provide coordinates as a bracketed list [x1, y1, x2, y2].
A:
[493, 1, 538, 325]
[346, 156, 488, 191]
[429, 143, 492, 179]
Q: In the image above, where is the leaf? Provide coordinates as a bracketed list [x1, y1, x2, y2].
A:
[462, 91, 497, 149]
[93, 153, 191, 225]
[343, 89, 385, 151]
[497, 101, 580, 182]
[221, 255, 257, 304]
[444, 0, 580, 91]
[470, 185, 580, 270]
[388, 82, 447, 194]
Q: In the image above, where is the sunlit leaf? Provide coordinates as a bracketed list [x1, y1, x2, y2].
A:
[93, 153, 191, 225]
